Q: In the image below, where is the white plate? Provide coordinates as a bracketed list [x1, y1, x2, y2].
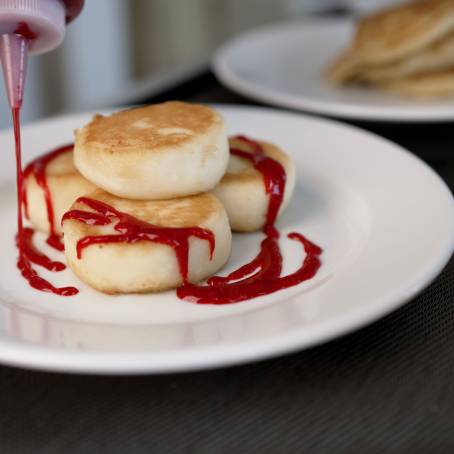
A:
[213, 18, 454, 122]
[0, 105, 452, 374]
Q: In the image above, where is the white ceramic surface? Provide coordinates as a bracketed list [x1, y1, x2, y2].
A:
[0, 105, 452, 374]
[213, 18, 454, 122]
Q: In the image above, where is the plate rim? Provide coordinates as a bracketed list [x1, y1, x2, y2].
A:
[212, 17, 454, 123]
[0, 103, 452, 375]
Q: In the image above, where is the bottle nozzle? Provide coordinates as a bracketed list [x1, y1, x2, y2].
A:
[0, 33, 28, 109]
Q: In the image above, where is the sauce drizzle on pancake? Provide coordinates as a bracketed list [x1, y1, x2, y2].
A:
[23, 144, 74, 251]
[177, 136, 323, 305]
[63, 197, 215, 284]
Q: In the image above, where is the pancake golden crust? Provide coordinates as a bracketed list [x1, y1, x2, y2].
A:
[62, 190, 232, 294]
[213, 138, 296, 232]
[71, 189, 220, 236]
[74, 102, 229, 200]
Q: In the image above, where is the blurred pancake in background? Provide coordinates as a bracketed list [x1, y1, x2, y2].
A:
[327, 0, 454, 97]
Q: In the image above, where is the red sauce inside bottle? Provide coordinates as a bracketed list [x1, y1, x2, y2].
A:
[14, 23, 38, 41]
[176, 136, 322, 305]
[62, 197, 215, 283]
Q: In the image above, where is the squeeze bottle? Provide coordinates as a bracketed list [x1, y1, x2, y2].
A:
[0, 0, 84, 109]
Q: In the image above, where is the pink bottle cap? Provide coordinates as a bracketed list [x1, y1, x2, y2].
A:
[0, 0, 65, 55]
[0, 0, 66, 108]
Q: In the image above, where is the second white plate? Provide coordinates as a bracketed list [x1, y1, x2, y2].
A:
[213, 18, 454, 122]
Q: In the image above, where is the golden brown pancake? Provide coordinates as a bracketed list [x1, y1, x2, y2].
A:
[74, 102, 229, 200]
[379, 68, 454, 96]
[327, 0, 454, 84]
[24, 149, 97, 235]
[62, 190, 232, 294]
[357, 28, 454, 82]
[212, 138, 295, 232]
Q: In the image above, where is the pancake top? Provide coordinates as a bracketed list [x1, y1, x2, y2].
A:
[352, 0, 454, 64]
[222, 138, 290, 185]
[65, 189, 222, 236]
[75, 101, 223, 154]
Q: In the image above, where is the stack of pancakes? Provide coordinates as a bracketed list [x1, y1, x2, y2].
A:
[327, 0, 454, 96]
[24, 102, 295, 294]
